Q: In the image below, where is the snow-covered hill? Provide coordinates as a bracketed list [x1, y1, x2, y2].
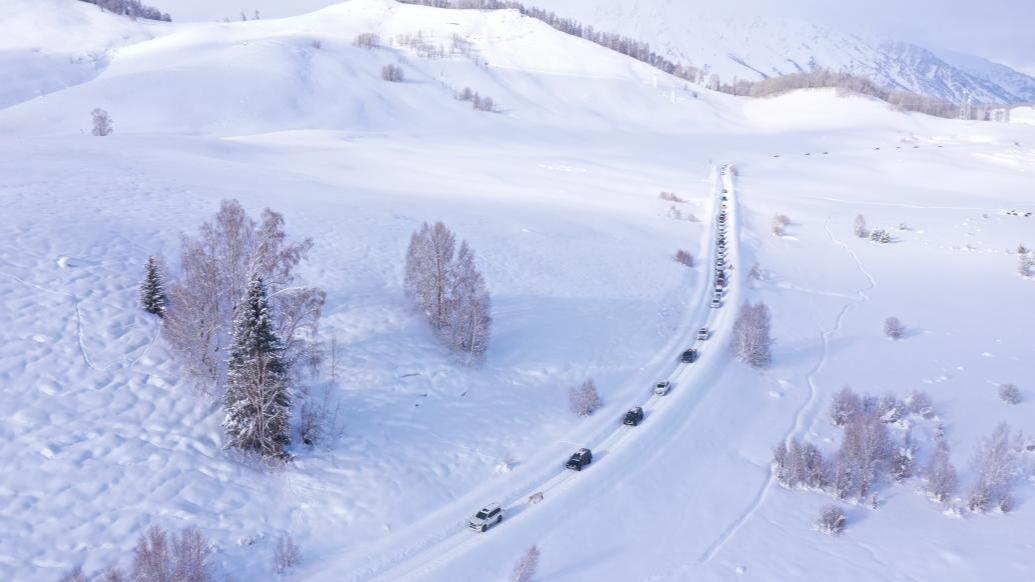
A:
[3, 1, 1035, 581]
[541, 0, 1035, 105]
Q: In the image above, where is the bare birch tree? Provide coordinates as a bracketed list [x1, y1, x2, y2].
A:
[731, 301, 773, 368]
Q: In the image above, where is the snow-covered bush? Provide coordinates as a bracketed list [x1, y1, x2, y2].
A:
[272, 534, 301, 576]
[381, 64, 405, 82]
[877, 393, 904, 423]
[998, 384, 1021, 405]
[140, 256, 167, 318]
[924, 438, 958, 503]
[674, 249, 694, 267]
[354, 32, 381, 48]
[404, 221, 492, 364]
[91, 108, 113, 136]
[511, 545, 540, 582]
[455, 87, 498, 112]
[829, 386, 861, 427]
[568, 378, 602, 417]
[853, 214, 867, 238]
[771, 214, 790, 236]
[870, 229, 891, 244]
[967, 423, 1021, 512]
[815, 505, 846, 535]
[731, 301, 773, 369]
[659, 191, 685, 203]
[883, 316, 905, 340]
[891, 429, 915, 483]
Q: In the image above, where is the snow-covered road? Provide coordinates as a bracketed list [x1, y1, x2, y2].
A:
[310, 164, 745, 581]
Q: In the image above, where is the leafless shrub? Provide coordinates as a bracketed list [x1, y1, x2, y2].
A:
[772, 214, 790, 236]
[924, 438, 957, 503]
[272, 533, 302, 576]
[998, 384, 1021, 405]
[967, 423, 1022, 512]
[891, 428, 915, 483]
[354, 32, 381, 48]
[568, 378, 602, 417]
[396, 31, 445, 59]
[878, 393, 905, 423]
[853, 214, 868, 238]
[91, 108, 113, 136]
[164, 200, 324, 388]
[511, 545, 540, 582]
[659, 191, 686, 203]
[731, 301, 773, 369]
[132, 526, 212, 582]
[815, 505, 846, 535]
[298, 386, 342, 446]
[829, 386, 861, 427]
[883, 317, 905, 340]
[674, 249, 694, 267]
[472, 94, 496, 111]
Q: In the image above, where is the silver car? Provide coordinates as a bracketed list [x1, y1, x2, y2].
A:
[468, 504, 503, 532]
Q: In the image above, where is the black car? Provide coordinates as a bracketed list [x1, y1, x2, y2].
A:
[623, 407, 644, 426]
[566, 448, 593, 471]
[680, 348, 698, 363]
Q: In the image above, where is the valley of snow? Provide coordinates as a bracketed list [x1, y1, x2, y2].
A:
[2, 1, 1034, 580]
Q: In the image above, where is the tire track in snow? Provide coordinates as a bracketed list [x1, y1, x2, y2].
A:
[697, 219, 876, 565]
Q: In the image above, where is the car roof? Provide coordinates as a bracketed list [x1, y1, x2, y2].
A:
[481, 503, 500, 511]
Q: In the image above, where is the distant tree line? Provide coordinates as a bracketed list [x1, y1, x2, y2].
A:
[79, 0, 171, 22]
[400, 0, 1003, 120]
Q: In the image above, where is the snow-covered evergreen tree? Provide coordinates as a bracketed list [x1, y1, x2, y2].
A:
[140, 256, 167, 318]
[223, 276, 291, 459]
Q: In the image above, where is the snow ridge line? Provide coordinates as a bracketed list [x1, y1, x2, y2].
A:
[697, 219, 876, 565]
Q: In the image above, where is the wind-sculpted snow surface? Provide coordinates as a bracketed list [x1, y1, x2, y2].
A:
[1, 0, 1035, 580]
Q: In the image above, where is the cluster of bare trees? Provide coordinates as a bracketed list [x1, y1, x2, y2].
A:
[60, 526, 212, 582]
[354, 33, 382, 49]
[658, 191, 686, 203]
[164, 200, 324, 389]
[404, 221, 492, 363]
[568, 378, 602, 417]
[381, 64, 405, 82]
[777, 386, 1027, 518]
[79, 0, 171, 21]
[456, 87, 497, 111]
[731, 301, 773, 369]
[154, 200, 325, 459]
[673, 249, 694, 267]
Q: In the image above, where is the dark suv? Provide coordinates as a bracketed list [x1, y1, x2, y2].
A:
[623, 407, 644, 426]
[680, 348, 698, 363]
[566, 448, 593, 471]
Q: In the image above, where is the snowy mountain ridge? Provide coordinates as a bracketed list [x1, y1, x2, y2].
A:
[528, 0, 1035, 105]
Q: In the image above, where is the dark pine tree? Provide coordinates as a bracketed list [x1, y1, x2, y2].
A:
[223, 275, 291, 459]
[140, 256, 168, 318]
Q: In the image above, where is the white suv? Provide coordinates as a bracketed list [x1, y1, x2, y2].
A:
[468, 504, 503, 532]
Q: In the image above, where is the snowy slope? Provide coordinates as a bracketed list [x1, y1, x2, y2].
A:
[2, 0, 1035, 581]
[541, 0, 1035, 105]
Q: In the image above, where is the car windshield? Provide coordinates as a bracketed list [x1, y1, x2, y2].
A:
[475, 510, 490, 519]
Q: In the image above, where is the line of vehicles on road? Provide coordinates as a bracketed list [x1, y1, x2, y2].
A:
[467, 166, 733, 533]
